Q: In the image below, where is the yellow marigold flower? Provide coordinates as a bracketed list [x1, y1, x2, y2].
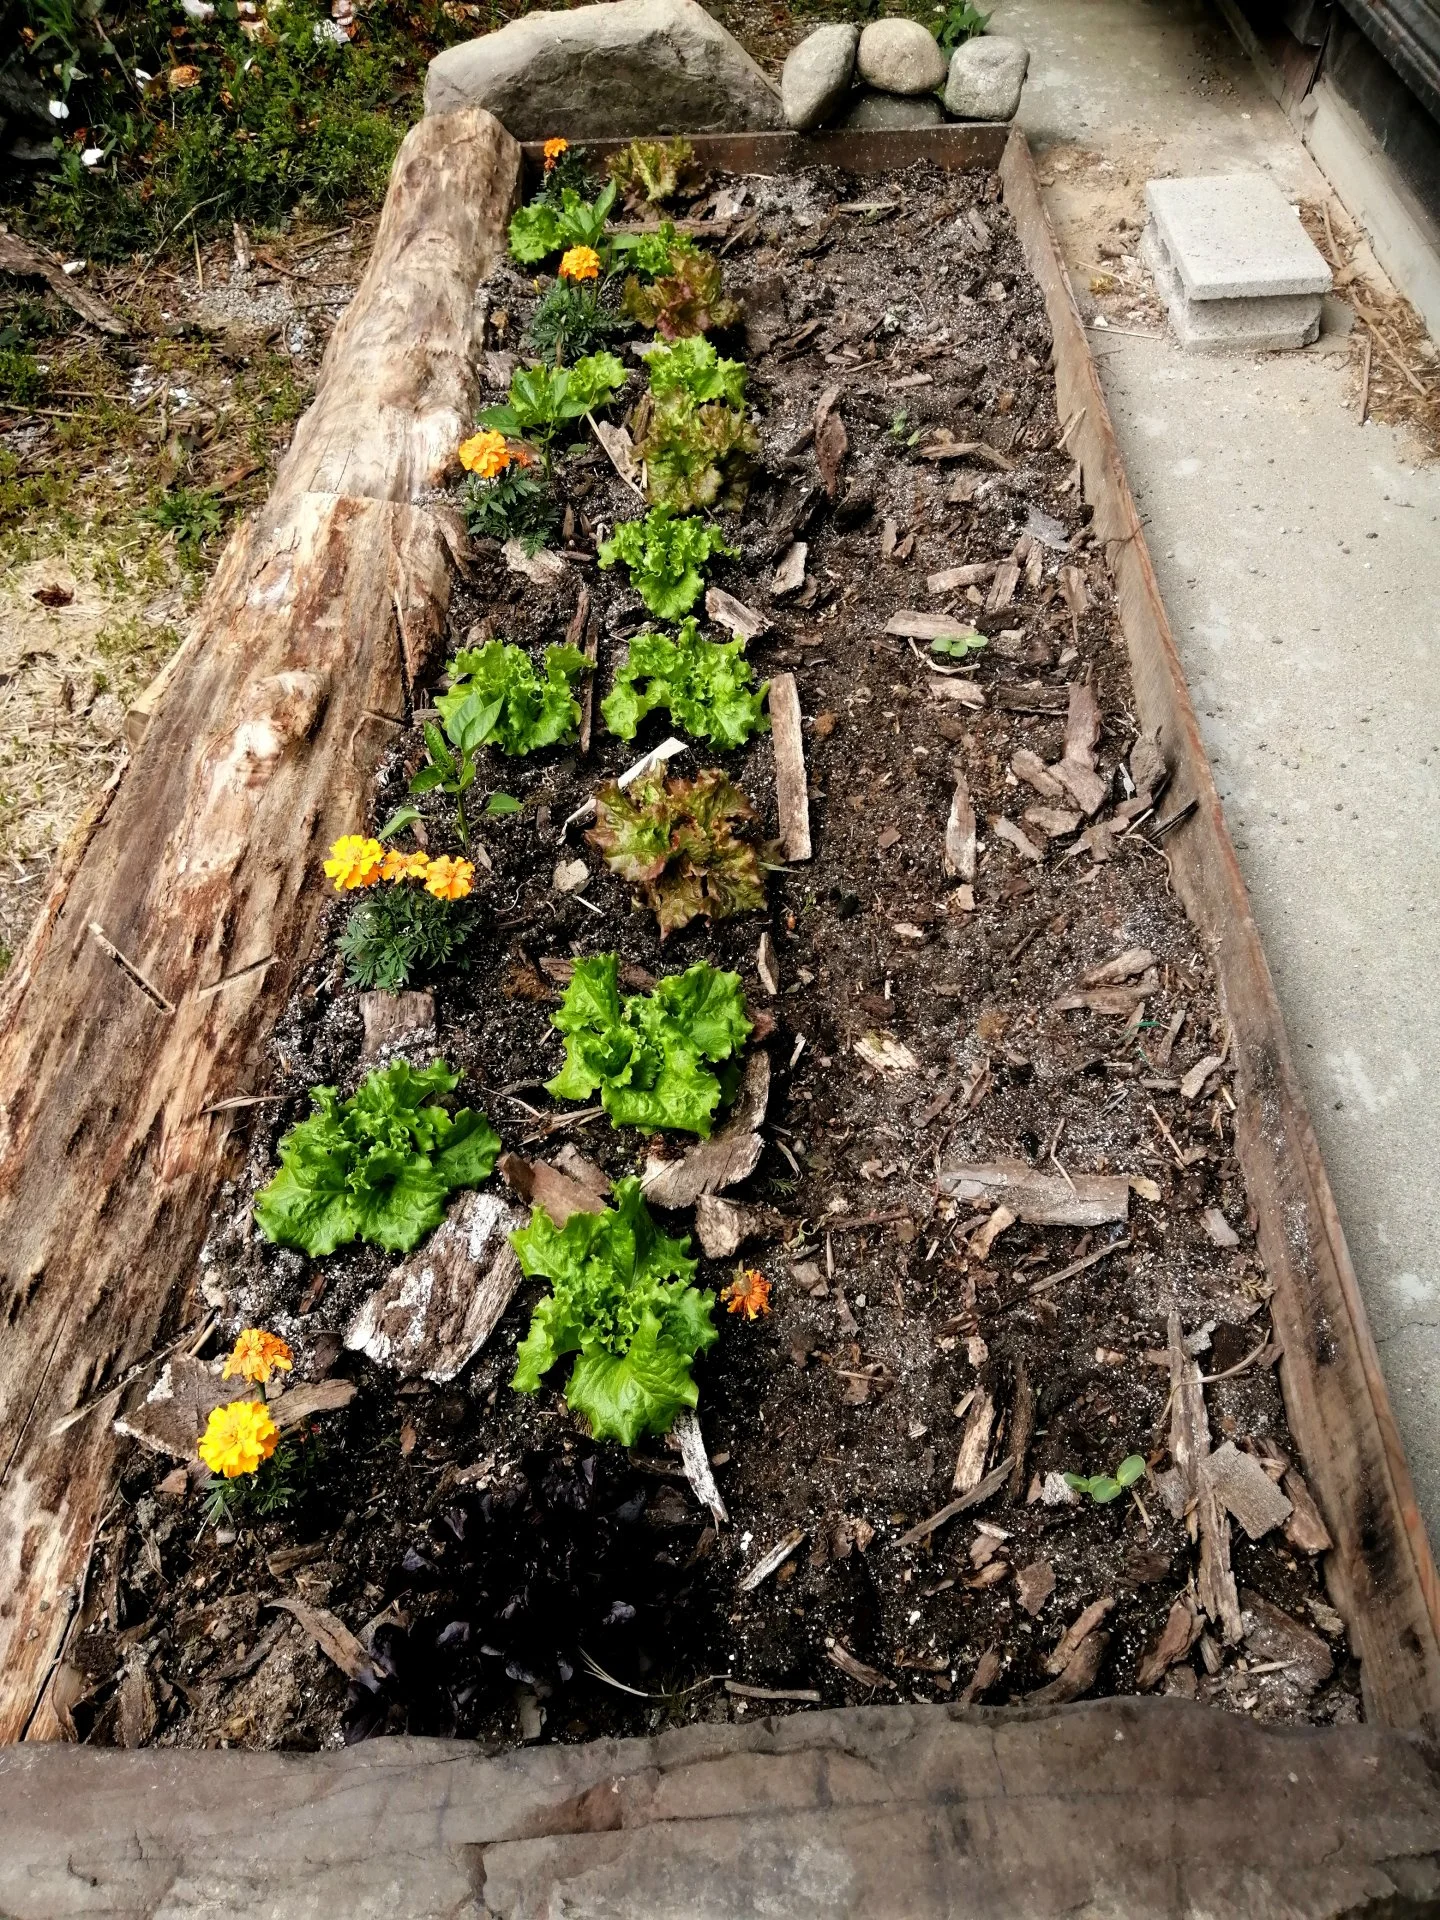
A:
[558, 245, 601, 283]
[223, 1328, 294, 1385]
[543, 137, 569, 170]
[199, 1399, 279, 1479]
[380, 847, 431, 883]
[323, 834, 383, 891]
[721, 1268, 771, 1320]
[425, 855, 475, 901]
[459, 428, 511, 479]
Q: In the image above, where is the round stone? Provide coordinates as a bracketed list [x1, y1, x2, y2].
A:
[856, 17, 947, 97]
[943, 35, 1030, 121]
[782, 23, 859, 130]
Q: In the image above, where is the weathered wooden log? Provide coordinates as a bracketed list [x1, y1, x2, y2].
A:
[0, 107, 520, 1742]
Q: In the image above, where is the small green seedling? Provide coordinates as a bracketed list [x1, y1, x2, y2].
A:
[930, 629, 988, 660]
[932, 0, 992, 53]
[1064, 1454, 1147, 1505]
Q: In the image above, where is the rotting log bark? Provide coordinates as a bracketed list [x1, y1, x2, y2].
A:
[998, 127, 1440, 1731]
[0, 106, 521, 1743]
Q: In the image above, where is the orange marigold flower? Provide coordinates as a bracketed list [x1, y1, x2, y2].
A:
[543, 137, 569, 170]
[721, 1268, 771, 1320]
[323, 834, 384, 891]
[380, 847, 431, 883]
[222, 1328, 294, 1385]
[199, 1399, 279, 1479]
[459, 428, 511, 479]
[558, 244, 601, 283]
[425, 854, 475, 901]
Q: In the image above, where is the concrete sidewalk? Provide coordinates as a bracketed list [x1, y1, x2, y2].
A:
[992, 0, 1440, 1534]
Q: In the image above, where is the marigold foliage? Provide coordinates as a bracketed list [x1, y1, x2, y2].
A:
[587, 768, 775, 938]
[253, 1058, 500, 1258]
[510, 1177, 716, 1446]
[547, 953, 751, 1136]
[337, 885, 480, 993]
[462, 465, 556, 552]
[526, 280, 621, 365]
[597, 505, 735, 621]
[223, 1328, 294, 1384]
[622, 250, 740, 340]
[199, 1399, 279, 1479]
[602, 618, 768, 751]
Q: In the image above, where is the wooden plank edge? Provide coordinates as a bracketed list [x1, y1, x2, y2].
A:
[997, 125, 1440, 1731]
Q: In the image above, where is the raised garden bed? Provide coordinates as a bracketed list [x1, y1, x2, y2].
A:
[2, 118, 1437, 1801]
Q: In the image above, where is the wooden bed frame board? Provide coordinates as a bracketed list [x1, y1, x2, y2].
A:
[0, 112, 1434, 1752]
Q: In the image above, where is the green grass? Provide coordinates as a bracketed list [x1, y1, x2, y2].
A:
[5, 0, 475, 259]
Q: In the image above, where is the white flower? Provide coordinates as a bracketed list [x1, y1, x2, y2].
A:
[48, 99, 70, 119]
[81, 147, 104, 167]
[181, 0, 215, 14]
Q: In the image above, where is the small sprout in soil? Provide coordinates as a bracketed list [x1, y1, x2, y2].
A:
[510, 1176, 717, 1446]
[459, 429, 556, 550]
[930, 629, 988, 660]
[547, 951, 751, 1136]
[721, 1267, 771, 1319]
[481, 351, 627, 470]
[508, 178, 618, 268]
[597, 504, 735, 621]
[485, 791, 523, 817]
[587, 767, 778, 938]
[889, 409, 923, 448]
[602, 617, 769, 751]
[1064, 1454, 1147, 1505]
[606, 136, 703, 207]
[253, 1057, 500, 1258]
[623, 250, 739, 340]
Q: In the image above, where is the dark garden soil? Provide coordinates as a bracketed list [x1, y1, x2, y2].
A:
[67, 159, 1360, 1755]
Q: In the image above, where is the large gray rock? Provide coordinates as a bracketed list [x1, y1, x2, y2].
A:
[944, 34, 1030, 120]
[856, 17, 947, 96]
[424, 0, 784, 138]
[843, 89, 942, 130]
[782, 23, 859, 130]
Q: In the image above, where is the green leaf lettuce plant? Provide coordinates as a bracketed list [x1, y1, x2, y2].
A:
[508, 180, 618, 266]
[597, 505, 735, 620]
[435, 640, 591, 759]
[510, 1177, 717, 1445]
[547, 953, 751, 1135]
[254, 1059, 500, 1258]
[602, 618, 769, 751]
